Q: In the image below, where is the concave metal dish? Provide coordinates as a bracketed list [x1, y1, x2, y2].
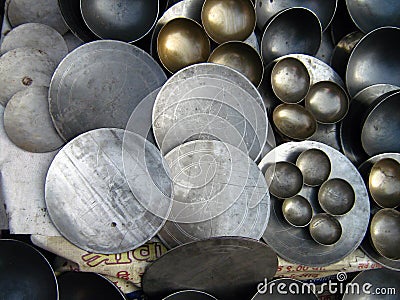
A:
[251, 278, 318, 300]
[346, 26, 400, 98]
[0, 239, 58, 300]
[164, 290, 217, 300]
[142, 237, 278, 300]
[49, 40, 166, 141]
[309, 213, 343, 246]
[318, 178, 355, 216]
[282, 196, 313, 227]
[296, 148, 331, 187]
[80, 0, 158, 42]
[259, 141, 370, 266]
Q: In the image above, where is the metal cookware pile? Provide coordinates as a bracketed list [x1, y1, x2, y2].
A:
[0, 0, 400, 299]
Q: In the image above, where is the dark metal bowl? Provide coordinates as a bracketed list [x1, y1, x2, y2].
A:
[318, 178, 355, 216]
[309, 213, 342, 246]
[296, 148, 331, 187]
[282, 196, 313, 227]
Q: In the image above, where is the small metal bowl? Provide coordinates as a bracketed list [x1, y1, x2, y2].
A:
[264, 161, 303, 199]
[271, 57, 311, 104]
[309, 213, 342, 246]
[163, 290, 218, 300]
[369, 158, 400, 208]
[282, 195, 313, 227]
[261, 7, 322, 64]
[208, 41, 263, 87]
[370, 208, 400, 260]
[201, 0, 256, 44]
[305, 81, 349, 124]
[157, 17, 210, 73]
[273, 104, 317, 141]
[296, 148, 331, 187]
[318, 178, 355, 216]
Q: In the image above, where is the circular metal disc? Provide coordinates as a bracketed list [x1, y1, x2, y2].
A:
[157, 140, 270, 248]
[4, 87, 64, 153]
[1, 23, 68, 65]
[49, 40, 167, 141]
[0, 47, 55, 107]
[259, 141, 370, 267]
[7, 0, 69, 34]
[142, 237, 278, 300]
[45, 128, 172, 254]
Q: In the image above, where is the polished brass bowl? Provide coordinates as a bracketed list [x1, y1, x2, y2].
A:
[296, 148, 331, 187]
[201, 0, 256, 44]
[208, 41, 263, 86]
[264, 161, 303, 199]
[157, 18, 210, 73]
[273, 104, 317, 140]
[318, 178, 355, 216]
[370, 208, 400, 260]
[282, 195, 313, 227]
[305, 81, 349, 124]
[369, 158, 400, 208]
[309, 213, 342, 246]
[271, 57, 310, 104]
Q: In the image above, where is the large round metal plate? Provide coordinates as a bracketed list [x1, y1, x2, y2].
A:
[49, 40, 167, 141]
[1, 23, 68, 65]
[142, 237, 278, 300]
[4, 87, 64, 153]
[45, 128, 172, 254]
[0, 47, 55, 106]
[157, 140, 270, 247]
[259, 141, 370, 267]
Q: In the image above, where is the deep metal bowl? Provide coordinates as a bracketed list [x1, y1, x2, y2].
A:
[296, 148, 331, 187]
[346, 27, 400, 97]
[264, 161, 303, 199]
[201, 0, 255, 44]
[208, 41, 263, 86]
[163, 290, 218, 300]
[369, 158, 400, 208]
[305, 81, 349, 124]
[261, 7, 322, 64]
[318, 178, 355, 216]
[361, 91, 400, 156]
[273, 104, 317, 140]
[157, 17, 210, 73]
[309, 213, 342, 245]
[271, 57, 311, 104]
[370, 208, 400, 260]
[282, 196, 313, 227]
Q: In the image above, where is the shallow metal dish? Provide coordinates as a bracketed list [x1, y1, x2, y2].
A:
[309, 213, 342, 246]
[282, 196, 313, 228]
[318, 178, 355, 216]
[296, 148, 331, 187]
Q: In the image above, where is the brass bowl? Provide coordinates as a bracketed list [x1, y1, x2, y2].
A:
[264, 161, 303, 199]
[282, 195, 313, 227]
[369, 158, 400, 208]
[157, 18, 210, 73]
[271, 57, 310, 104]
[273, 104, 317, 140]
[305, 81, 349, 124]
[318, 178, 355, 216]
[309, 213, 342, 246]
[370, 208, 400, 260]
[296, 148, 331, 187]
[201, 0, 256, 44]
[208, 41, 263, 86]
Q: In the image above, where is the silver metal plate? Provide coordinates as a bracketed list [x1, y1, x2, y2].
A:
[259, 141, 370, 267]
[49, 40, 167, 141]
[45, 128, 172, 254]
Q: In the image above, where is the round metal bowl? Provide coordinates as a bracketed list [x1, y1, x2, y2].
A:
[346, 27, 400, 97]
[264, 161, 303, 199]
[309, 213, 342, 246]
[261, 7, 322, 64]
[318, 178, 355, 216]
[208, 41, 263, 87]
[201, 0, 256, 44]
[361, 91, 400, 156]
[271, 57, 311, 104]
[296, 148, 331, 187]
[80, 0, 158, 42]
[282, 196, 313, 227]
[369, 158, 400, 208]
[157, 17, 210, 73]
[163, 290, 218, 300]
[273, 104, 317, 141]
[305, 81, 349, 124]
[370, 208, 400, 260]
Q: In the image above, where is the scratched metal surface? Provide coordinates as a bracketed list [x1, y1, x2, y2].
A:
[259, 141, 370, 267]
